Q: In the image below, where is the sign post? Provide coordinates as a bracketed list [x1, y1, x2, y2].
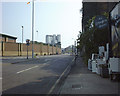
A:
[26, 39, 30, 59]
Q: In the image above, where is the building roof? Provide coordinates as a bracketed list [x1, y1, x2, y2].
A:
[0, 33, 17, 39]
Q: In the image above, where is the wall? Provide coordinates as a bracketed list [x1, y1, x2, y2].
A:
[0, 42, 61, 56]
[0, 37, 16, 43]
[48, 45, 53, 55]
[52, 46, 57, 55]
[3, 42, 19, 56]
[110, 2, 120, 57]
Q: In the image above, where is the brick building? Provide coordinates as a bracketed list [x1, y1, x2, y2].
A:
[0, 33, 17, 43]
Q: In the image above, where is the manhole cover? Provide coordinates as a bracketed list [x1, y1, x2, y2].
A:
[72, 84, 82, 89]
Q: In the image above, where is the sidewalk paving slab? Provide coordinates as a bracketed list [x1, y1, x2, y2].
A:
[59, 57, 119, 95]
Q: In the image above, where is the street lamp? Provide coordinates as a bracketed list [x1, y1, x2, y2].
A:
[32, 0, 35, 58]
[21, 26, 24, 43]
[36, 30, 38, 41]
[27, 0, 35, 58]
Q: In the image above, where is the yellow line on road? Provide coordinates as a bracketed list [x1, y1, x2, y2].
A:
[48, 57, 75, 94]
[16, 66, 39, 74]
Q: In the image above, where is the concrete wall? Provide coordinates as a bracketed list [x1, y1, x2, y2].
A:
[0, 42, 61, 56]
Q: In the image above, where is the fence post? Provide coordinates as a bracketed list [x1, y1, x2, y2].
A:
[18, 43, 19, 56]
[52, 46, 53, 55]
[56, 45, 57, 54]
[48, 44, 49, 55]
[1, 41, 3, 56]
[21, 43, 23, 56]
[41, 43, 43, 55]
[20, 43, 21, 56]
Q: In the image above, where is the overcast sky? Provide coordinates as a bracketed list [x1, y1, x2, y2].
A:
[2, 0, 82, 48]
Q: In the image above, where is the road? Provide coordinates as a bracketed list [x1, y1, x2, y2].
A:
[2, 55, 74, 95]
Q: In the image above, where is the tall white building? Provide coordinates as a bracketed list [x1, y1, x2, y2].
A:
[57, 34, 61, 43]
[53, 34, 56, 45]
[46, 35, 53, 44]
[46, 34, 61, 45]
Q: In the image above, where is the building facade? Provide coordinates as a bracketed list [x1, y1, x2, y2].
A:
[110, 2, 120, 57]
[0, 33, 17, 43]
[82, 1, 117, 32]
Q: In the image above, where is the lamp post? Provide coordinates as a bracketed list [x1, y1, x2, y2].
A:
[27, 0, 35, 58]
[36, 30, 38, 41]
[21, 26, 24, 43]
[32, 0, 34, 58]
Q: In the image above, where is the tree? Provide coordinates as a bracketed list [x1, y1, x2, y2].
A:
[77, 12, 109, 64]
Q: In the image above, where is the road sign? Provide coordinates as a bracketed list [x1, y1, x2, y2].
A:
[26, 39, 30, 59]
[26, 39, 30, 46]
[94, 15, 108, 29]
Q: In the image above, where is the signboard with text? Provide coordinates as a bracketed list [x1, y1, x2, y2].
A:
[94, 15, 108, 29]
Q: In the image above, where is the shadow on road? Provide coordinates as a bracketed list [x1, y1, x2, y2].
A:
[2, 76, 59, 95]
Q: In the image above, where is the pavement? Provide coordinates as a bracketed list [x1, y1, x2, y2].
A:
[59, 56, 120, 95]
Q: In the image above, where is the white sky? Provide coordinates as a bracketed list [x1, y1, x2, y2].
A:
[1, 0, 82, 48]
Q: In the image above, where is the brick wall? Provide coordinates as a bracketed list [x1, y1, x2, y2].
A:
[4, 42, 18, 51]
[2, 42, 19, 56]
[49, 45, 53, 55]
[52, 46, 56, 54]
[42, 44, 48, 55]
[0, 42, 61, 56]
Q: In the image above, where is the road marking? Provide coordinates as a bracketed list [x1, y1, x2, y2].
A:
[16, 66, 39, 74]
[48, 58, 75, 94]
[0, 77, 2, 80]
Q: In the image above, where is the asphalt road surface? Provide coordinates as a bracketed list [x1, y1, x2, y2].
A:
[2, 55, 74, 95]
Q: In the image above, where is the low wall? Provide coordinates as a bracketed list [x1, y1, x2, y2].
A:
[0, 42, 61, 56]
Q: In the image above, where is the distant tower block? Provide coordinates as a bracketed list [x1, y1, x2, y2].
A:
[46, 34, 61, 46]
[46, 35, 52, 44]
[57, 34, 61, 43]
